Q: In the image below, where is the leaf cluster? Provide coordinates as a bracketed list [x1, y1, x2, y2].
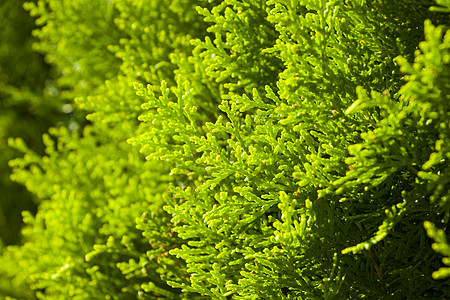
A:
[1, 0, 449, 299]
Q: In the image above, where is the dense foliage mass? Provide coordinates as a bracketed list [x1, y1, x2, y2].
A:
[1, 0, 449, 299]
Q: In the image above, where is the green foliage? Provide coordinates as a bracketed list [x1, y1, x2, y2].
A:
[425, 221, 450, 280]
[0, 0, 63, 248]
[0, 1, 69, 297]
[1, 0, 449, 299]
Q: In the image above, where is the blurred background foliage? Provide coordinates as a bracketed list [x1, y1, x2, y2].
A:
[0, 1, 63, 296]
[0, 0, 64, 250]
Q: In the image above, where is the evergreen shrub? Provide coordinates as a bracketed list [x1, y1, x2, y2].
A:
[1, 0, 449, 299]
[0, 0, 63, 248]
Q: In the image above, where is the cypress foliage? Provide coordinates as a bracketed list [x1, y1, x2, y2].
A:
[0, 1, 68, 296]
[1, 0, 449, 299]
[0, 0, 63, 248]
